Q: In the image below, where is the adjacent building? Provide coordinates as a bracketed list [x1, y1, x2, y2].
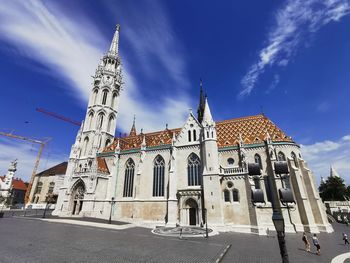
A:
[29, 162, 67, 206]
[53, 25, 332, 234]
[0, 160, 28, 208]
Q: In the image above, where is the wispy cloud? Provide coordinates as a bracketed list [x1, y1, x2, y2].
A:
[301, 134, 350, 185]
[0, 137, 67, 181]
[0, 1, 192, 177]
[240, 0, 350, 97]
[0, 1, 191, 133]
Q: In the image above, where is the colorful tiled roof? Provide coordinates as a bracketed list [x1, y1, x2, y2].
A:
[216, 115, 292, 148]
[104, 114, 292, 152]
[105, 128, 181, 152]
[36, 162, 67, 176]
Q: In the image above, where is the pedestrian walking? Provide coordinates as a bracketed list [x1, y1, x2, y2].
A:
[302, 232, 310, 252]
[312, 234, 321, 255]
[343, 233, 349, 245]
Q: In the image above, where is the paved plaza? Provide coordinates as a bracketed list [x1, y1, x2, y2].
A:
[0, 216, 349, 263]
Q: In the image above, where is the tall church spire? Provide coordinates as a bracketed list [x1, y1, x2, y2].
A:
[197, 79, 206, 123]
[109, 24, 120, 55]
[129, 115, 137, 136]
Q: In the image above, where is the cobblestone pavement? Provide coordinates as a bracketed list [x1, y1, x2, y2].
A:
[0, 217, 350, 263]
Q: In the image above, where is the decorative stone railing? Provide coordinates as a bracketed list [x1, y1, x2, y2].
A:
[73, 168, 109, 177]
[220, 166, 247, 175]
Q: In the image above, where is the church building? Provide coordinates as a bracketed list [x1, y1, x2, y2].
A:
[53, 25, 332, 234]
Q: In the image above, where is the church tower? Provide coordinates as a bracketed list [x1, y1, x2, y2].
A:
[81, 24, 122, 157]
[66, 25, 122, 177]
[200, 98, 224, 225]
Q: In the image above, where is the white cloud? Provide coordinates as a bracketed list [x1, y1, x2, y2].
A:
[0, 1, 191, 131]
[240, 0, 350, 97]
[0, 137, 67, 182]
[0, 1, 192, 177]
[301, 135, 350, 184]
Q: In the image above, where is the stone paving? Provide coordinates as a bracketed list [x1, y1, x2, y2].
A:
[0, 216, 350, 263]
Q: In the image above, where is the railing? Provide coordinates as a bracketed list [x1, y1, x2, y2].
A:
[220, 166, 247, 175]
[74, 168, 109, 176]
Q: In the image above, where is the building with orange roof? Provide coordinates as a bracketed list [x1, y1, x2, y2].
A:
[53, 25, 332, 234]
[0, 160, 28, 208]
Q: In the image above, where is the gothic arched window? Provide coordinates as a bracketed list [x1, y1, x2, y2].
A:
[278, 151, 286, 161]
[97, 113, 105, 129]
[123, 159, 135, 197]
[291, 151, 298, 167]
[107, 115, 114, 133]
[111, 92, 117, 108]
[224, 190, 230, 202]
[187, 153, 201, 186]
[102, 89, 108, 105]
[83, 137, 89, 156]
[232, 189, 239, 202]
[153, 155, 165, 197]
[88, 111, 94, 130]
[188, 130, 192, 142]
[93, 89, 98, 104]
[254, 154, 263, 169]
[193, 130, 197, 141]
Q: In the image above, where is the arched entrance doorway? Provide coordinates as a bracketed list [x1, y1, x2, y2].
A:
[71, 180, 85, 215]
[185, 198, 198, 226]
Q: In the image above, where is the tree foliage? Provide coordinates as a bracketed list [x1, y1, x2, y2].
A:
[319, 176, 349, 201]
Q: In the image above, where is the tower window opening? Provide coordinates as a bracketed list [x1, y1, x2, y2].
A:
[193, 130, 197, 141]
[102, 90, 108, 105]
[188, 130, 192, 142]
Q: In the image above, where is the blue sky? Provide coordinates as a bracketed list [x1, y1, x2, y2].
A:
[0, 0, 350, 184]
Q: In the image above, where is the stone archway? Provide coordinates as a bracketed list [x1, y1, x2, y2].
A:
[183, 198, 199, 226]
[70, 180, 85, 215]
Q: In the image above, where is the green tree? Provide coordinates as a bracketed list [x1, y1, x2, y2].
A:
[319, 176, 349, 201]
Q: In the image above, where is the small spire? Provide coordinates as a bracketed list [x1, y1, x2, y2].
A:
[202, 97, 214, 125]
[129, 115, 137, 136]
[330, 165, 340, 178]
[165, 123, 168, 130]
[321, 176, 326, 184]
[115, 139, 120, 151]
[197, 78, 206, 123]
[109, 24, 120, 55]
[141, 134, 146, 148]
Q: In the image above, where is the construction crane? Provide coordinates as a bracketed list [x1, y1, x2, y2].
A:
[0, 131, 51, 204]
[36, 107, 81, 126]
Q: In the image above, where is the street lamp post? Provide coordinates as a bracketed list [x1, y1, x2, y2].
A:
[108, 197, 115, 224]
[248, 144, 290, 263]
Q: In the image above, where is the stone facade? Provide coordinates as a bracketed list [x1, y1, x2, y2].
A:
[29, 162, 67, 205]
[53, 25, 333, 234]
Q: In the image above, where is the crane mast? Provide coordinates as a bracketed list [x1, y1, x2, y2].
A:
[0, 131, 51, 204]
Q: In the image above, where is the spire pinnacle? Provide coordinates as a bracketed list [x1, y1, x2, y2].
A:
[197, 78, 206, 123]
[202, 97, 214, 126]
[129, 115, 137, 136]
[109, 24, 120, 55]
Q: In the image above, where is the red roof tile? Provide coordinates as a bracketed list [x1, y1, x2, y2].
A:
[104, 114, 292, 152]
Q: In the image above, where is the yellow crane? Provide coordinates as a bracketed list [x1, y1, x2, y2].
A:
[0, 131, 51, 204]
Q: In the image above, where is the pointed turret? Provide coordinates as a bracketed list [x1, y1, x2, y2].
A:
[197, 79, 206, 123]
[129, 115, 137, 136]
[202, 97, 214, 126]
[109, 24, 120, 55]
[330, 165, 340, 178]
